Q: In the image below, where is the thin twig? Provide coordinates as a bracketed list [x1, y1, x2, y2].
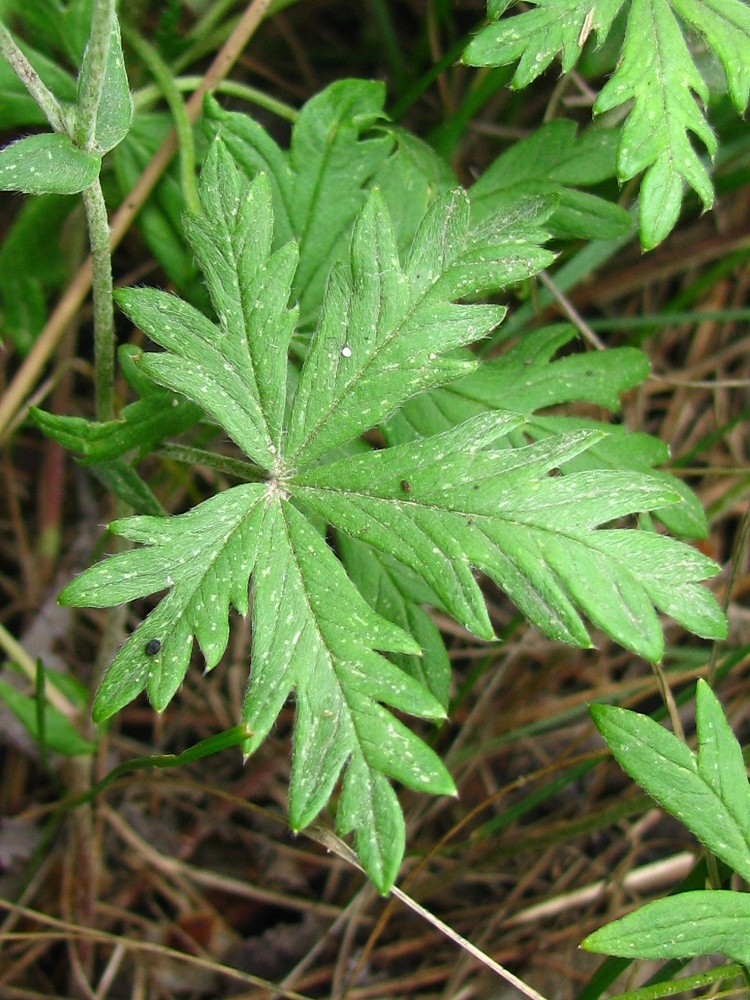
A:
[538, 269, 607, 350]
[652, 661, 686, 742]
[307, 827, 552, 1000]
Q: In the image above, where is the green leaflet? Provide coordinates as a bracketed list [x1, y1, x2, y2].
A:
[61, 137, 725, 889]
[246, 499, 452, 890]
[673, 0, 750, 113]
[595, 0, 716, 248]
[464, 0, 626, 85]
[284, 188, 552, 465]
[585, 681, 750, 964]
[61, 484, 267, 716]
[115, 162, 299, 469]
[0, 133, 100, 195]
[583, 891, 750, 964]
[590, 682, 750, 884]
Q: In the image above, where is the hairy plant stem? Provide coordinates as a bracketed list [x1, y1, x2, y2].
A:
[82, 178, 115, 421]
[75, 0, 115, 151]
[0, 19, 69, 133]
[0, 0, 275, 444]
[77, 0, 118, 420]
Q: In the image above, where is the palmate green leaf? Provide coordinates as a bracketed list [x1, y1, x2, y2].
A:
[294, 412, 725, 661]
[590, 680, 750, 883]
[62, 137, 723, 888]
[62, 138, 520, 887]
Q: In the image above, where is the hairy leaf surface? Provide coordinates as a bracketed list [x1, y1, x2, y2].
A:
[0, 133, 100, 195]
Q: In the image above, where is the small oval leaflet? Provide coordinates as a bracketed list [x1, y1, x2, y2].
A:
[144, 639, 162, 656]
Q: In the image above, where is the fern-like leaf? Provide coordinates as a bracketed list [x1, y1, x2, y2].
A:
[464, 0, 750, 246]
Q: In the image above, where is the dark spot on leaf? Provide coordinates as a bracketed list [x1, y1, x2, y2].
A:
[144, 639, 161, 656]
[400, 479, 412, 493]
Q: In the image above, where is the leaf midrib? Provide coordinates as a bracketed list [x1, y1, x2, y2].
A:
[289, 199, 463, 464]
[275, 501, 393, 788]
